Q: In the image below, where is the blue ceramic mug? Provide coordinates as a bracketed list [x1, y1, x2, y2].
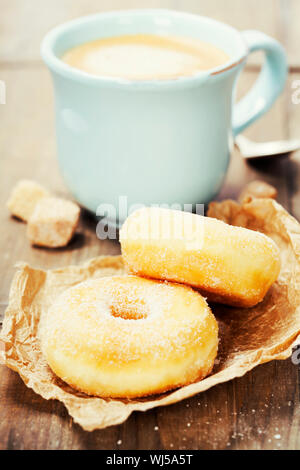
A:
[41, 9, 287, 221]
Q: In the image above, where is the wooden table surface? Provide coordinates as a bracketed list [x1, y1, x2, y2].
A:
[1, 0, 300, 450]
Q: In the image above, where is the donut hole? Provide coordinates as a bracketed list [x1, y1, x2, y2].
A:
[110, 300, 148, 320]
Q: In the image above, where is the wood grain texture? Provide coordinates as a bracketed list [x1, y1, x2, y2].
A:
[281, 0, 300, 68]
[0, 0, 300, 450]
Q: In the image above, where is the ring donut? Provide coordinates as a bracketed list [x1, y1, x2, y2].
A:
[41, 275, 218, 398]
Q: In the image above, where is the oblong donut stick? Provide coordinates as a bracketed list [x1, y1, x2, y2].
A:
[120, 207, 281, 308]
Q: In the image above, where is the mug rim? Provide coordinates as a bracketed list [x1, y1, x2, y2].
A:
[41, 8, 248, 90]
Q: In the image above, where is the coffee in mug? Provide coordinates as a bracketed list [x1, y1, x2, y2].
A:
[62, 34, 230, 80]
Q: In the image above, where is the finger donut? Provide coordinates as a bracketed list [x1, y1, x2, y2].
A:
[41, 275, 218, 398]
[120, 207, 281, 308]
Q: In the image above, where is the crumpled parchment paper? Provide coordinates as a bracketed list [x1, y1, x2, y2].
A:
[1, 198, 300, 431]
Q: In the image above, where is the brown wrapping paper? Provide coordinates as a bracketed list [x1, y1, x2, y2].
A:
[1, 198, 300, 431]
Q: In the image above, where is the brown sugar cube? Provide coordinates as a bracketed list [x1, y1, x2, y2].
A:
[7, 179, 50, 221]
[27, 197, 80, 248]
[239, 180, 278, 204]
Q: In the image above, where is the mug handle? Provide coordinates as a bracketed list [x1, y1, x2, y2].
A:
[232, 30, 288, 137]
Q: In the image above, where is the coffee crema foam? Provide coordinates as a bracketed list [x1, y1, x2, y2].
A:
[61, 34, 230, 81]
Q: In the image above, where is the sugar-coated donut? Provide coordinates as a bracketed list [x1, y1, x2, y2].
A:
[41, 275, 218, 398]
[120, 207, 281, 308]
